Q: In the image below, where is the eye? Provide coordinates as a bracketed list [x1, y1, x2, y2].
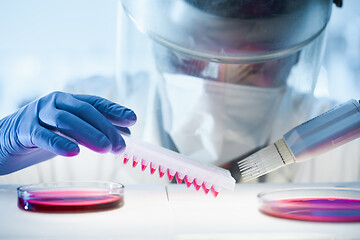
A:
[171, 56, 209, 76]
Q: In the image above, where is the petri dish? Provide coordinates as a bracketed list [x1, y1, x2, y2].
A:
[258, 187, 360, 222]
[17, 181, 124, 213]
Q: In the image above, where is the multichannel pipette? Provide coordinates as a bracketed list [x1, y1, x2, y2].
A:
[238, 99, 360, 182]
[118, 134, 236, 197]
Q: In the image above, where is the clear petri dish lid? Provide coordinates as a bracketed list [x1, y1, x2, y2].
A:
[258, 187, 360, 222]
[17, 181, 124, 213]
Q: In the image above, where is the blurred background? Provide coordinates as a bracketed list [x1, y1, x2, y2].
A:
[0, 0, 118, 117]
[0, 0, 359, 119]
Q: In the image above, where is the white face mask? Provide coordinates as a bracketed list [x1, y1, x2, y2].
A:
[159, 73, 285, 166]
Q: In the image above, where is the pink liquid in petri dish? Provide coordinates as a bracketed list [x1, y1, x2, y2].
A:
[18, 189, 124, 213]
[260, 197, 360, 222]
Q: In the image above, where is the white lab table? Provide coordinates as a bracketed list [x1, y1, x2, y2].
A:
[0, 182, 359, 240]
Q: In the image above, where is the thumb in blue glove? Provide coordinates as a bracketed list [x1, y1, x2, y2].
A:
[0, 91, 137, 175]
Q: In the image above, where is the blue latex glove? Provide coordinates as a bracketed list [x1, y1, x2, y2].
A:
[0, 91, 137, 175]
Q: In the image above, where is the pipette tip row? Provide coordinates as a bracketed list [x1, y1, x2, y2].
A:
[117, 134, 235, 197]
[121, 154, 220, 197]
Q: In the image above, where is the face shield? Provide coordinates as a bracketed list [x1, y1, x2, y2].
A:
[119, 0, 336, 166]
[121, 0, 332, 63]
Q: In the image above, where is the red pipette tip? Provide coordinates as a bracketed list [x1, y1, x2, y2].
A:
[193, 179, 202, 191]
[167, 169, 175, 182]
[175, 173, 185, 184]
[132, 156, 139, 168]
[184, 175, 194, 188]
[123, 154, 129, 164]
[202, 182, 211, 194]
[150, 162, 157, 175]
[159, 166, 166, 178]
[141, 159, 148, 171]
[211, 186, 219, 197]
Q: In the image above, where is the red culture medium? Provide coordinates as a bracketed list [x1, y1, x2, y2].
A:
[260, 197, 360, 222]
[18, 189, 124, 213]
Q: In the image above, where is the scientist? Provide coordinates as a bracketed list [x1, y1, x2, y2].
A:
[1, 0, 359, 183]
[117, 0, 359, 183]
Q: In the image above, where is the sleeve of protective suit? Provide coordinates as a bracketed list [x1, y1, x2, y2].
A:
[0, 91, 137, 175]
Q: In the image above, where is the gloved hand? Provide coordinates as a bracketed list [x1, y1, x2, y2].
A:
[0, 91, 137, 175]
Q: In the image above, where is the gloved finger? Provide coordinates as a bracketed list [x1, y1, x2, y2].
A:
[53, 94, 126, 153]
[40, 107, 118, 153]
[115, 126, 131, 135]
[72, 94, 137, 127]
[31, 126, 80, 156]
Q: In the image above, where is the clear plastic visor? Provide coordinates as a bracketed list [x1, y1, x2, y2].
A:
[154, 43, 300, 87]
[121, 0, 332, 63]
